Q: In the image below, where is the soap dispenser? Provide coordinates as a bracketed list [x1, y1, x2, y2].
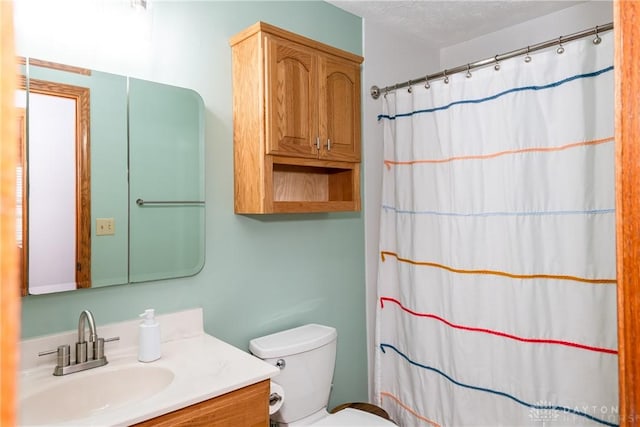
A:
[138, 309, 161, 362]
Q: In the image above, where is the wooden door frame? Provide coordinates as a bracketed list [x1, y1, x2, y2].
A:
[614, 0, 640, 423]
[1, 0, 19, 425]
[16, 107, 27, 296]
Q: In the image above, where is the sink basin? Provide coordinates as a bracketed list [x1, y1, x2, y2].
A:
[20, 365, 174, 425]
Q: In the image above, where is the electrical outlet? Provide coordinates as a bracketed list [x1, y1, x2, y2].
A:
[96, 218, 115, 236]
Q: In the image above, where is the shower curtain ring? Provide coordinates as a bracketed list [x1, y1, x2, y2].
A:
[493, 55, 500, 71]
[466, 64, 472, 78]
[524, 46, 532, 63]
[407, 80, 412, 93]
[593, 25, 602, 45]
[443, 69, 449, 84]
[424, 75, 430, 90]
[384, 87, 389, 98]
[557, 36, 565, 54]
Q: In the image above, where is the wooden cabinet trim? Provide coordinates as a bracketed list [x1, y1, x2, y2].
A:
[615, 1, 640, 423]
[230, 21, 363, 65]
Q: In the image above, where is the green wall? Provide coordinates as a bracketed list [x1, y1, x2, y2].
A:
[18, 1, 366, 409]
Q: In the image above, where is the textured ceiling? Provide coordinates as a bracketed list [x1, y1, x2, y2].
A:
[328, 1, 587, 49]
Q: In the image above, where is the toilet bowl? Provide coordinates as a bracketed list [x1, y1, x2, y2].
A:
[249, 324, 395, 426]
[287, 407, 394, 426]
[313, 408, 395, 426]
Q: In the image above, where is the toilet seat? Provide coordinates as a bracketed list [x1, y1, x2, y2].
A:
[312, 408, 395, 426]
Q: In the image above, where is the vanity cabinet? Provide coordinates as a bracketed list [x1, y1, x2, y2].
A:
[230, 22, 363, 214]
[133, 379, 269, 427]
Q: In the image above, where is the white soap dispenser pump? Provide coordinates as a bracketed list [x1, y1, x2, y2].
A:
[138, 308, 161, 362]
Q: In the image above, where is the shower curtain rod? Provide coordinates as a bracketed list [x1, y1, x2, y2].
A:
[370, 22, 613, 99]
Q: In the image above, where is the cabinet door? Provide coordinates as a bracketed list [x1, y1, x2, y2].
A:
[133, 380, 269, 427]
[265, 36, 319, 159]
[319, 55, 361, 162]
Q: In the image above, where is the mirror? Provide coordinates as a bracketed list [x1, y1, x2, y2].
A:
[17, 58, 205, 295]
[128, 77, 205, 283]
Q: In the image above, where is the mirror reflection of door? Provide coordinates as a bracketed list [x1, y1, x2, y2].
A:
[17, 75, 91, 295]
[15, 107, 27, 296]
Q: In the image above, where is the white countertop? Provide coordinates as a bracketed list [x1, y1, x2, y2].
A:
[19, 308, 279, 426]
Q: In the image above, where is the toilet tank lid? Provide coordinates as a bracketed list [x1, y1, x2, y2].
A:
[249, 324, 337, 359]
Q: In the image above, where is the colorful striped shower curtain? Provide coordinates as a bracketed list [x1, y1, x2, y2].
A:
[374, 32, 617, 427]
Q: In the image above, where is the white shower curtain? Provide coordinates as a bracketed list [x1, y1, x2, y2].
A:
[375, 32, 617, 427]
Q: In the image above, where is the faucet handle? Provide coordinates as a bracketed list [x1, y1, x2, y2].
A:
[93, 336, 120, 360]
[38, 344, 71, 368]
[92, 336, 120, 360]
[93, 338, 105, 360]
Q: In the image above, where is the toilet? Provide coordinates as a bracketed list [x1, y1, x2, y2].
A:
[249, 324, 395, 426]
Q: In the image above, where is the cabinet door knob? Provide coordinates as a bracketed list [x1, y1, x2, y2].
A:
[326, 138, 331, 151]
[316, 137, 321, 150]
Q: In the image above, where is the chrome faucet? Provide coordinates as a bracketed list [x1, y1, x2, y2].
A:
[76, 309, 97, 363]
[38, 310, 119, 376]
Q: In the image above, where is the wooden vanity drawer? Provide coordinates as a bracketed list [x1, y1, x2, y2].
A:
[133, 379, 270, 427]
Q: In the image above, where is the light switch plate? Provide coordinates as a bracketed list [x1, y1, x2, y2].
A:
[96, 218, 115, 236]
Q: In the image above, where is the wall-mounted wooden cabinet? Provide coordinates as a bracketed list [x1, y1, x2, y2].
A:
[230, 22, 363, 214]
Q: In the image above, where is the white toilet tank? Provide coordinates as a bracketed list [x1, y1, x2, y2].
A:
[249, 324, 337, 424]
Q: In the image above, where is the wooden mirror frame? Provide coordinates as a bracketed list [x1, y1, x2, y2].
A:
[17, 71, 91, 295]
